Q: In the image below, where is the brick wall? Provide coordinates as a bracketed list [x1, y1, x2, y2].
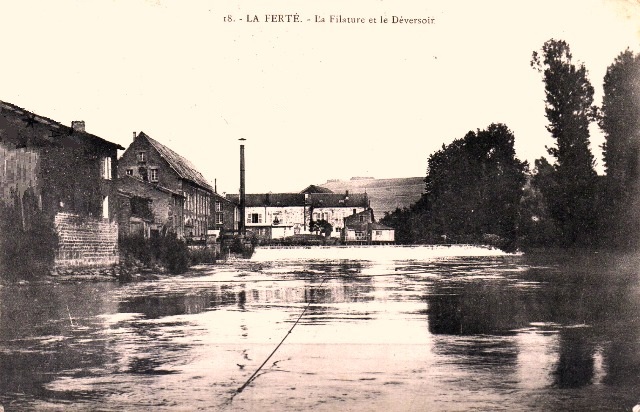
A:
[54, 212, 119, 268]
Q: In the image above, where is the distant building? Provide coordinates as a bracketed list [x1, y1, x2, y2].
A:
[0, 101, 124, 268]
[225, 187, 371, 240]
[210, 192, 237, 236]
[226, 193, 308, 240]
[309, 191, 369, 238]
[118, 132, 214, 240]
[343, 208, 395, 244]
[370, 222, 395, 243]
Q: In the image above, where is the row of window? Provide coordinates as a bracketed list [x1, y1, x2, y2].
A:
[312, 209, 360, 221]
[124, 167, 158, 182]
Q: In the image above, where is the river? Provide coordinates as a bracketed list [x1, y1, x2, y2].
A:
[1, 246, 639, 411]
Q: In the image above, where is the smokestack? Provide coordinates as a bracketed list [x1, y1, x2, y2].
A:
[71, 121, 85, 132]
[239, 138, 246, 236]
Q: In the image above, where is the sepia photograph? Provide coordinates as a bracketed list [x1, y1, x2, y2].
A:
[0, 0, 639, 410]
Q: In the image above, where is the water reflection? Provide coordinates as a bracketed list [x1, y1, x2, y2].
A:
[0, 250, 639, 411]
[0, 283, 119, 408]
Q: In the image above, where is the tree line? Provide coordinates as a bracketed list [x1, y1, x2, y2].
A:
[381, 39, 640, 251]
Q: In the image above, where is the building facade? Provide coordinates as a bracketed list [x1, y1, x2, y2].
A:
[118, 132, 213, 240]
[117, 175, 185, 238]
[225, 188, 371, 241]
[0, 101, 124, 268]
[210, 192, 237, 236]
[227, 193, 309, 240]
[343, 209, 395, 244]
[309, 192, 369, 238]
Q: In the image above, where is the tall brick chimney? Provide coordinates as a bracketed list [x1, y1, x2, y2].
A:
[71, 121, 85, 132]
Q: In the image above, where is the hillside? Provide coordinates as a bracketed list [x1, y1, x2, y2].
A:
[321, 177, 424, 218]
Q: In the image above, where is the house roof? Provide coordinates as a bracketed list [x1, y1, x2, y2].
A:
[212, 192, 235, 205]
[226, 193, 306, 207]
[138, 131, 213, 192]
[224, 192, 370, 208]
[309, 193, 368, 208]
[344, 209, 374, 226]
[300, 185, 333, 194]
[118, 175, 185, 197]
[0, 100, 125, 150]
[371, 222, 394, 230]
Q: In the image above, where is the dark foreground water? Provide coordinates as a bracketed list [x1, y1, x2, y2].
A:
[1, 247, 639, 411]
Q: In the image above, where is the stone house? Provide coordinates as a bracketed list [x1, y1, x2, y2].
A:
[225, 188, 371, 241]
[343, 208, 395, 244]
[308, 191, 369, 238]
[117, 175, 185, 238]
[118, 132, 213, 241]
[210, 192, 237, 237]
[0, 100, 124, 269]
[226, 193, 309, 240]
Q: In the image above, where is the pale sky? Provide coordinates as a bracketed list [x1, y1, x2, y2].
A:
[1, 0, 638, 194]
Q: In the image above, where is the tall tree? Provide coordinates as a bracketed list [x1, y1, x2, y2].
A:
[424, 123, 526, 248]
[598, 49, 640, 249]
[531, 39, 598, 246]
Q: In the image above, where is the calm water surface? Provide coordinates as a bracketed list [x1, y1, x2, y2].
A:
[1, 247, 639, 411]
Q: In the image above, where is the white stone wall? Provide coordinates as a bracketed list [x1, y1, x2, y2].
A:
[372, 229, 395, 242]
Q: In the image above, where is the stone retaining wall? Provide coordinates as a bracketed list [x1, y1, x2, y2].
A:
[54, 212, 119, 269]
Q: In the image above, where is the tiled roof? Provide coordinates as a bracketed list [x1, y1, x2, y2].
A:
[371, 222, 394, 230]
[309, 193, 368, 208]
[0, 100, 125, 150]
[344, 209, 374, 226]
[118, 175, 185, 197]
[139, 132, 213, 192]
[226, 193, 306, 207]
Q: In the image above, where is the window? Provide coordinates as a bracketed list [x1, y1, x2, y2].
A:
[247, 213, 262, 224]
[359, 215, 365, 222]
[101, 157, 112, 179]
[215, 212, 224, 224]
[376, 230, 382, 236]
[335, 227, 341, 232]
[150, 168, 158, 182]
[102, 196, 109, 219]
[137, 151, 146, 162]
[215, 201, 222, 212]
[126, 169, 133, 176]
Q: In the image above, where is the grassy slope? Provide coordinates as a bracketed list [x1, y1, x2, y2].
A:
[320, 177, 424, 219]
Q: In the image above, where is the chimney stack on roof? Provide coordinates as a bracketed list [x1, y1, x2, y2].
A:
[133, 131, 137, 141]
[71, 121, 85, 132]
